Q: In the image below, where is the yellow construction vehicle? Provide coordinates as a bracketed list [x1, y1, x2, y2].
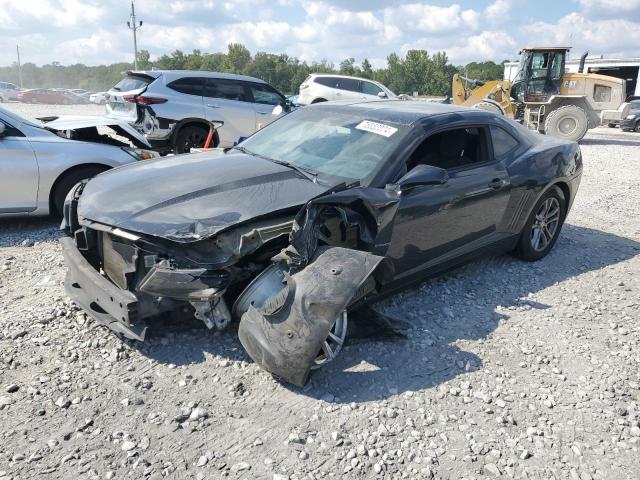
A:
[452, 47, 626, 141]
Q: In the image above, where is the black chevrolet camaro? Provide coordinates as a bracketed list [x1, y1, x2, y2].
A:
[61, 100, 582, 386]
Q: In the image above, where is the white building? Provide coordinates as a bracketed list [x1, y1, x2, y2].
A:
[504, 55, 640, 98]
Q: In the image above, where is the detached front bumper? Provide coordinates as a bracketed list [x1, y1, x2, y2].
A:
[60, 237, 148, 341]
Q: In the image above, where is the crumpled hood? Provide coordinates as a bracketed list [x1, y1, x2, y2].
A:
[78, 151, 330, 242]
[41, 115, 151, 148]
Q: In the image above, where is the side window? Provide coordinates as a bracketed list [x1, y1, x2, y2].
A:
[167, 77, 204, 96]
[407, 127, 490, 171]
[630, 100, 640, 111]
[593, 84, 612, 103]
[249, 83, 283, 105]
[314, 77, 338, 88]
[490, 125, 520, 157]
[337, 78, 360, 92]
[361, 81, 382, 96]
[204, 79, 249, 102]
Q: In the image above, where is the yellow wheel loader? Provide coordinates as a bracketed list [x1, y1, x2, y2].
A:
[452, 47, 626, 142]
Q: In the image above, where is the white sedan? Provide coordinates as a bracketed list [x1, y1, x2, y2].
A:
[0, 106, 158, 217]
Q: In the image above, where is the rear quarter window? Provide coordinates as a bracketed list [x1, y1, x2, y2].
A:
[490, 125, 520, 157]
[314, 77, 338, 88]
[167, 77, 204, 96]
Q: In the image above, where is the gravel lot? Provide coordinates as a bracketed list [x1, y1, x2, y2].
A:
[1, 104, 639, 480]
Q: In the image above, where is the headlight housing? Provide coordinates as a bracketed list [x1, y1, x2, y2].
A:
[122, 147, 159, 161]
[626, 114, 638, 120]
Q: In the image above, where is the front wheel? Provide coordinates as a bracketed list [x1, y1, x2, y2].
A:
[52, 166, 107, 217]
[515, 187, 566, 261]
[544, 105, 589, 142]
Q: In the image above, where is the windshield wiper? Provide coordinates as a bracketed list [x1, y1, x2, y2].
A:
[233, 146, 322, 184]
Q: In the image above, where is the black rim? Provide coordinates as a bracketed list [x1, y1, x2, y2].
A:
[181, 131, 206, 152]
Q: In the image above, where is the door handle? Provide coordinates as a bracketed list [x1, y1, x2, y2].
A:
[488, 178, 506, 189]
[256, 111, 270, 115]
[207, 103, 220, 108]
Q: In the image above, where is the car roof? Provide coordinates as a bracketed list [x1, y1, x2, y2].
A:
[127, 70, 267, 84]
[310, 73, 382, 83]
[310, 99, 483, 125]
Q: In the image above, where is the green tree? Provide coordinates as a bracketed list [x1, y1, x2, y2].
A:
[225, 43, 251, 73]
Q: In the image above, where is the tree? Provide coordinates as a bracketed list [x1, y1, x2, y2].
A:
[225, 43, 251, 73]
[137, 50, 152, 70]
[361, 59, 373, 79]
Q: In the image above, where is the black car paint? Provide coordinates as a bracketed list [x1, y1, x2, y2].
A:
[61, 100, 582, 386]
[77, 149, 330, 242]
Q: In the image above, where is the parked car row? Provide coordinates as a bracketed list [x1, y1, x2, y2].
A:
[102, 70, 403, 154]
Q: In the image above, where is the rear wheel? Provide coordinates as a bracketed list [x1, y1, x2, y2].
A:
[174, 125, 208, 154]
[515, 187, 566, 261]
[52, 166, 107, 217]
[544, 105, 589, 142]
[607, 123, 617, 128]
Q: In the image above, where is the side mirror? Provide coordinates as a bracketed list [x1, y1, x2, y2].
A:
[0, 122, 6, 137]
[272, 104, 284, 116]
[377, 91, 387, 99]
[395, 164, 448, 192]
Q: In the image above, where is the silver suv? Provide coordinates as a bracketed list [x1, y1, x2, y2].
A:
[106, 71, 288, 153]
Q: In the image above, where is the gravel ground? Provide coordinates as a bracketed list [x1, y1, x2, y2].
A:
[1, 105, 639, 480]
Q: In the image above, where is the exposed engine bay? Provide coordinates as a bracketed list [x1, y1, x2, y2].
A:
[62, 181, 398, 386]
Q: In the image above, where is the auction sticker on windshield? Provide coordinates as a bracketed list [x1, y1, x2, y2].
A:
[355, 120, 398, 138]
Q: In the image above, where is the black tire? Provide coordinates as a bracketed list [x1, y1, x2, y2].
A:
[544, 105, 589, 142]
[174, 125, 208, 154]
[515, 186, 567, 262]
[472, 101, 504, 115]
[52, 166, 107, 217]
[607, 123, 617, 128]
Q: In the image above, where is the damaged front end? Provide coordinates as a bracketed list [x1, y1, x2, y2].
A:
[62, 179, 400, 385]
[62, 181, 295, 341]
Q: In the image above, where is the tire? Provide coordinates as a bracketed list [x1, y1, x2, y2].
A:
[607, 123, 617, 128]
[635, 121, 640, 133]
[52, 166, 107, 217]
[543, 105, 589, 142]
[515, 186, 567, 262]
[174, 125, 208, 154]
[472, 101, 504, 115]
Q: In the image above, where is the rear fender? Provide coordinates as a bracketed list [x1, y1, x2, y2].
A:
[238, 247, 386, 386]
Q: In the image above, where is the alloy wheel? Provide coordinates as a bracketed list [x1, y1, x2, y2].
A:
[311, 310, 347, 369]
[530, 197, 560, 252]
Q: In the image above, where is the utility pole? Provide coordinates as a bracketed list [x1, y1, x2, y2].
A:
[126, 1, 143, 69]
[16, 45, 23, 88]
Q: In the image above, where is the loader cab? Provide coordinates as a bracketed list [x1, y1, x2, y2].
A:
[511, 47, 568, 103]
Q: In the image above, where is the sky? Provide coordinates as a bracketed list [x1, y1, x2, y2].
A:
[1, 0, 639, 68]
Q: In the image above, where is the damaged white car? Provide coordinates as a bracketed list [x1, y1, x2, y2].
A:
[0, 105, 158, 216]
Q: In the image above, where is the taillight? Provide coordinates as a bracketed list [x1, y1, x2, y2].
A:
[136, 96, 167, 105]
[122, 95, 167, 105]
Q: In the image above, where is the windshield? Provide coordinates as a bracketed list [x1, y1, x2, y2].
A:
[0, 105, 43, 128]
[238, 108, 409, 185]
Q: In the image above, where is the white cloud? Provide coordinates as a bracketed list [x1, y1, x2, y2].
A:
[1, 0, 638, 68]
[522, 13, 640, 58]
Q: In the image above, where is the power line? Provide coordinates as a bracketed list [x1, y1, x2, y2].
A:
[126, 1, 143, 70]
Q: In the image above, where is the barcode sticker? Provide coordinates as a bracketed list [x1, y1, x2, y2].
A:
[355, 120, 398, 138]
